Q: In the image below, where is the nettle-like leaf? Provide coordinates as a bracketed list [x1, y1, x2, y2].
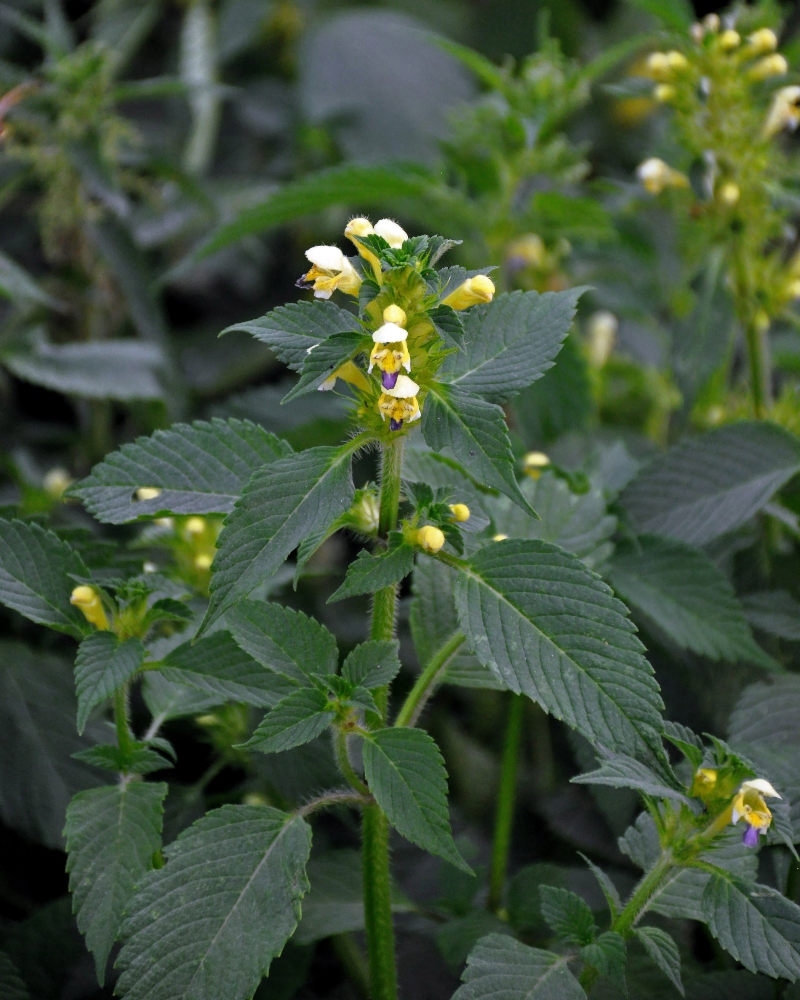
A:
[204, 444, 356, 628]
[580, 931, 626, 980]
[74, 633, 145, 734]
[0, 519, 91, 638]
[452, 933, 586, 1000]
[362, 727, 470, 873]
[226, 599, 338, 683]
[328, 544, 416, 603]
[454, 540, 668, 772]
[620, 421, 800, 545]
[115, 805, 312, 1000]
[441, 288, 584, 403]
[741, 590, 800, 640]
[702, 873, 800, 981]
[221, 299, 361, 371]
[73, 743, 172, 775]
[635, 926, 684, 996]
[539, 885, 597, 945]
[607, 536, 776, 668]
[573, 751, 690, 803]
[243, 688, 336, 754]
[511, 334, 593, 446]
[283, 330, 367, 401]
[65, 782, 167, 983]
[341, 640, 402, 689]
[422, 383, 532, 513]
[68, 418, 292, 523]
[159, 631, 298, 707]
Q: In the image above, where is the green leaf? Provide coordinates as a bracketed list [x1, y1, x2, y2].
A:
[422, 383, 533, 513]
[580, 931, 626, 980]
[362, 727, 471, 872]
[0, 249, 62, 309]
[0, 953, 29, 1000]
[204, 445, 356, 628]
[530, 193, 616, 242]
[442, 289, 583, 403]
[437, 913, 511, 971]
[0, 642, 102, 848]
[539, 886, 596, 945]
[225, 599, 339, 684]
[620, 422, 800, 545]
[243, 688, 335, 753]
[452, 933, 586, 999]
[282, 331, 367, 401]
[72, 743, 172, 775]
[328, 544, 415, 603]
[741, 591, 800, 640]
[635, 926, 684, 996]
[0, 519, 90, 638]
[578, 853, 621, 919]
[195, 163, 439, 259]
[341, 640, 402, 689]
[607, 536, 776, 668]
[221, 299, 361, 372]
[159, 631, 298, 707]
[510, 334, 593, 445]
[116, 805, 312, 1000]
[702, 873, 800, 980]
[627, 0, 694, 31]
[68, 418, 292, 524]
[573, 752, 688, 802]
[2, 333, 166, 400]
[74, 633, 145, 734]
[454, 540, 667, 771]
[65, 782, 167, 983]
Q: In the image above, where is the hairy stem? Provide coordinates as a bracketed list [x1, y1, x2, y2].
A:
[394, 631, 465, 728]
[334, 729, 369, 795]
[488, 694, 524, 912]
[114, 685, 134, 759]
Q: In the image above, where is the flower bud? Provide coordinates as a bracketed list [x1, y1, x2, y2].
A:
[441, 274, 495, 310]
[43, 467, 72, 498]
[382, 304, 407, 327]
[747, 54, 788, 82]
[373, 218, 408, 248]
[492, 533, 508, 542]
[136, 487, 161, 501]
[745, 28, 778, 55]
[448, 503, 470, 522]
[417, 524, 445, 553]
[718, 29, 740, 51]
[717, 181, 740, 206]
[523, 451, 550, 479]
[645, 52, 670, 79]
[636, 158, 689, 194]
[586, 311, 618, 367]
[194, 553, 213, 571]
[186, 517, 205, 535]
[665, 50, 689, 72]
[70, 585, 110, 630]
[763, 85, 800, 137]
[653, 83, 676, 103]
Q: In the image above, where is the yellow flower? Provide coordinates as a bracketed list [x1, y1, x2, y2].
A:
[747, 54, 788, 82]
[135, 487, 161, 501]
[299, 245, 361, 299]
[70, 585, 110, 631]
[717, 181, 740, 206]
[745, 28, 778, 56]
[378, 374, 420, 431]
[43, 467, 72, 498]
[691, 767, 718, 800]
[441, 275, 495, 310]
[369, 314, 411, 389]
[345, 217, 380, 280]
[417, 524, 445, 553]
[448, 503, 470, 522]
[636, 158, 689, 195]
[373, 218, 408, 248]
[718, 29, 740, 51]
[317, 360, 371, 393]
[763, 85, 800, 137]
[523, 451, 550, 479]
[731, 778, 781, 847]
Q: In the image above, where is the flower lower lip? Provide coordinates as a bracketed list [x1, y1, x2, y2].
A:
[742, 824, 760, 847]
[389, 418, 403, 431]
[382, 371, 399, 389]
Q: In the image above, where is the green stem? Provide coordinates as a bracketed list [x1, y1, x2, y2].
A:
[331, 933, 371, 1000]
[394, 632, 465, 728]
[362, 437, 403, 1000]
[114, 685, 134, 758]
[487, 694, 525, 913]
[744, 316, 771, 419]
[334, 729, 369, 795]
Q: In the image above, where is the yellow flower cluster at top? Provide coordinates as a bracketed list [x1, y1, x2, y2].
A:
[298, 217, 495, 432]
[691, 766, 782, 848]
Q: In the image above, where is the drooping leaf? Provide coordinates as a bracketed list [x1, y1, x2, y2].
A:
[607, 536, 776, 668]
[282, 331, 367, 401]
[422, 383, 532, 513]
[702, 873, 800, 981]
[74, 633, 145, 734]
[635, 926, 684, 996]
[620, 422, 800, 545]
[452, 933, 586, 1000]
[159, 631, 298, 707]
[116, 805, 312, 1000]
[539, 886, 596, 945]
[204, 445, 356, 628]
[0, 519, 91, 638]
[362, 727, 470, 872]
[341, 640, 402, 689]
[68, 418, 292, 523]
[65, 782, 167, 983]
[328, 544, 415, 603]
[441, 289, 583, 403]
[573, 752, 688, 802]
[454, 540, 667, 772]
[225, 599, 338, 684]
[243, 688, 335, 753]
[578, 852, 621, 918]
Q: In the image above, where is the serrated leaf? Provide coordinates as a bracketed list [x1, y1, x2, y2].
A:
[362, 727, 470, 872]
[454, 540, 667, 771]
[607, 536, 776, 668]
[341, 639, 402, 689]
[204, 445, 356, 628]
[243, 688, 335, 753]
[452, 933, 586, 1000]
[702, 873, 800, 980]
[226, 599, 338, 683]
[437, 913, 511, 971]
[2, 333, 166, 400]
[74, 633, 145, 734]
[116, 805, 311, 1000]
[442, 289, 583, 403]
[0, 519, 90, 637]
[573, 752, 687, 801]
[221, 299, 360, 371]
[580, 931, 626, 979]
[72, 743, 171, 775]
[65, 782, 167, 983]
[422, 383, 532, 513]
[0, 952, 29, 1000]
[510, 334, 593, 445]
[635, 926, 684, 995]
[620, 422, 800, 545]
[328, 544, 415, 603]
[282, 331, 366, 401]
[539, 886, 596, 945]
[578, 852, 621, 918]
[68, 418, 292, 524]
[741, 591, 800, 640]
[159, 631, 298, 707]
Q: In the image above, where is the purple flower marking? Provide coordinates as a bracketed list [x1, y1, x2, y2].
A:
[742, 824, 760, 848]
[389, 418, 403, 431]
[382, 370, 399, 389]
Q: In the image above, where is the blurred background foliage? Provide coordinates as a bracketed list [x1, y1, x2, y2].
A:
[4, 0, 800, 998]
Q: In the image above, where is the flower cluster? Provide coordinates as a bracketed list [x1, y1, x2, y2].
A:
[691, 766, 782, 848]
